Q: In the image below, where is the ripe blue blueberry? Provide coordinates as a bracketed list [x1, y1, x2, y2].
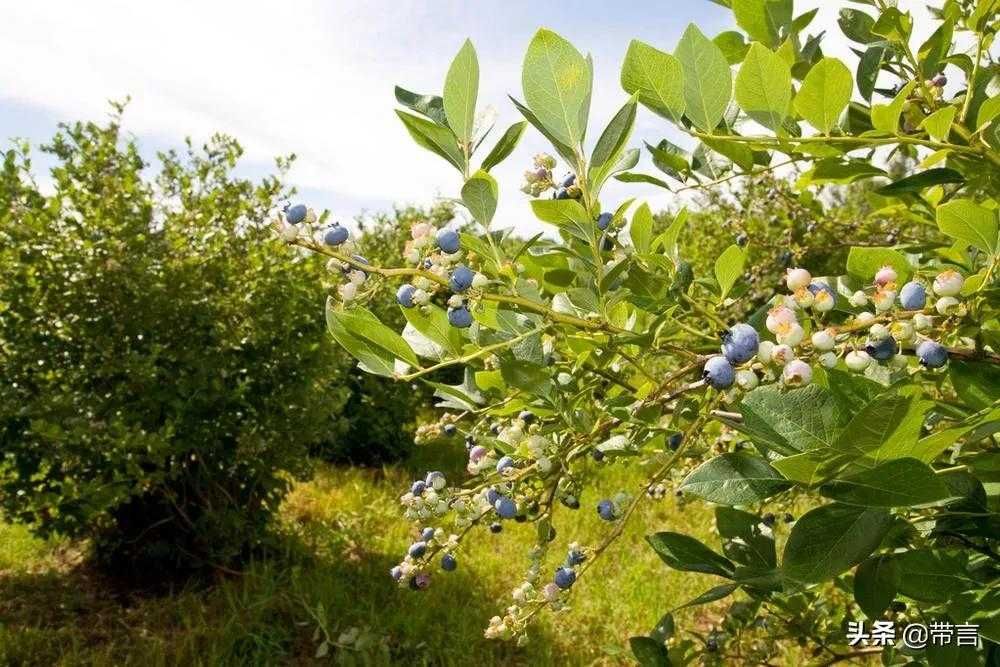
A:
[408, 541, 427, 558]
[597, 212, 612, 230]
[561, 174, 576, 188]
[285, 204, 307, 224]
[899, 281, 927, 310]
[553, 187, 569, 200]
[323, 224, 349, 246]
[808, 281, 836, 299]
[668, 433, 683, 450]
[566, 549, 586, 566]
[425, 470, 446, 490]
[721, 323, 759, 365]
[443, 424, 456, 436]
[554, 566, 576, 590]
[352, 255, 370, 273]
[916, 340, 948, 368]
[494, 496, 517, 519]
[448, 306, 473, 328]
[441, 554, 457, 571]
[597, 499, 616, 521]
[865, 335, 897, 361]
[449, 265, 474, 293]
[421, 527, 435, 542]
[518, 410, 535, 424]
[396, 284, 416, 308]
[436, 228, 460, 254]
[486, 487, 501, 505]
[496, 456, 514, 474]
[702, 356, 736, 389]
[422, 258, 433, 270]
[410, 480, 426, 496]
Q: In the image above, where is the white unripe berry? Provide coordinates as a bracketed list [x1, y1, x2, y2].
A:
[913, 313, 933, 331]
[874, 265, 898, 287]
[766, 306, 798, 334]
[818, 351, 838, 368]
[771, 344, 795, 365]
[776, 323, 805, 347]
[338, 282, 357, 302]
[849, 290, 869, 307]
[935, 296, 960, 315]
[933, 270, 964, 296]
[280, 223, 299, 242]
[792, 287, 814, 309]
[891, 321, 915, 341]
[472, 272, 489, 289]
[811, 329, 836, 351]
[785, 268, 812, 291]
[873, 288, 896, 312]
[757, 340, 775, 364]
[783, 360, 813, 386]
[812, 289, 835, 312]
[855, 311, 876, 325]
[846, 350, 872, 371]
[736, 369, 759, 390]
[869, 323, 890, 340]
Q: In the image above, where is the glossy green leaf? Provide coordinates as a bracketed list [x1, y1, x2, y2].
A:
[876, 168, 964, 196]
[920, 106, 957, 142]
[856, 46, 885, 102]
[733, 0, 792, 47]
[396, 110, 464, 172]
[714, 31, 749, 65]
[481, 121, 527, 172]
[509, 95, 576, 163]
[620, 40, 685, 122]
[647, 532, 736, 578]
[716, 507, 777, 571]
[936, 198, 999, 253]
[394, 86, 449, 126]
[714, 244, 746, 300]
[461, 169, 498, 226]
[403, 303, 464, 356]
[871, 81, 916, 133]
[794, 57, 852, 134]
[735, 43, 792, 131]
[892, 549, 975, 603]
[443, 39, 479, 143]
[782, 504, 892, 583]
[837, 8, 877, 43]
[332, 307, 421, 369]
[630, 202, 654, 254]
[854, 556, 898, 619]
[675, 24, 733, 132]
[819, 458, 951, 507]
[629, 637, 669, 667]
[681, 452, 791, 505]
[590, 97, 637, 183]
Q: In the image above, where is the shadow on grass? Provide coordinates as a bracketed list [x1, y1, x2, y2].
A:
[0, 440, 580, 666]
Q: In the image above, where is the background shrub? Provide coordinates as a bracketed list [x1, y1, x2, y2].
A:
[0, 108, 434, 576]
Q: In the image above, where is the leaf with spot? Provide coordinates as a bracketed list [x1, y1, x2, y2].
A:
[522, 29, 592, 148]
[620, 40, 685, 122]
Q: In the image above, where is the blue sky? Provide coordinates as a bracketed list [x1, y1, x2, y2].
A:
[0, 1, 936, 234]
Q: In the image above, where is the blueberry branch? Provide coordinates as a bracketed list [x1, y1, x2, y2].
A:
[394, 327, 547, 381]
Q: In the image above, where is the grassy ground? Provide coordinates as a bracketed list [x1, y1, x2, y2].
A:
[0, 442, 762, 666]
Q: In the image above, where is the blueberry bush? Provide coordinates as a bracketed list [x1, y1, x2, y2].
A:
[280, 1, 1000, 663]
[0, 109, 430, 576]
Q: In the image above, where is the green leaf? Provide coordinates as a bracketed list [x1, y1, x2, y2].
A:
[738, 384, 845, 456]
[846, 246, 912, 284]
[656, 208, 688, 264]
[838, 8, 877, 43]
[714, 31, 749, 65]
[629, 637, 669, 667]
[332, 307, 421, 368]
[735, 43, 792, 132]
[614, 171, 671, 189]
[919, 106, 957, 142]
[793, 57, 853, 134]
[326, 300, 396, 377]
[733, 0, 792, 47]
[801, 158, 885, 186]
[871, 7, 913, 43]
[522, 28, 592, 148]
[716, 507, 777, 571]
[917, 19, 953, 79]
[975, 95, 1000, 131]
[856, 47, 885, 102]
[394, 86, 448, 126]
[590, 98, 637, 183]
[499, 359, 552, 395]
[646, 532, 736, 578]
[892, 549, 974, 603]
[819, 458, 951, 507]
[876, 168, 964, 196]
[403, 303, 464, 356]
[871, 81, 916, 134]
[630, 202, 654, 254]
[681, 452, 791, 505]
[481, 121, 527, 172]
[509, 96, 576, 163]
[854, 556, 898, 619]
[461, 169, 498, 226]
[396, 110, 464, 172]
[530, 199, 593, 242]
[620, 40, 685, 122]
[675, 24, 733, 132]
[443, 39, 479, 143]
[782, 504, 892, 583]
[949, 360, 1000, 410]
[714, 244, 746, 300]
[936, 198, 999, 253]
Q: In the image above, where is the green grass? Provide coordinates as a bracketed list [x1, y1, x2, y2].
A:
[0, 443, 750, 666]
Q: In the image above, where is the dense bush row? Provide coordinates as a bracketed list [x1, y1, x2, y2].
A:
[0, 109, 431, 575]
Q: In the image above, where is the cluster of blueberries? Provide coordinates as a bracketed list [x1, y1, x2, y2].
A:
[395, 227, 474, 328]
[699, 265, 959, 391]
